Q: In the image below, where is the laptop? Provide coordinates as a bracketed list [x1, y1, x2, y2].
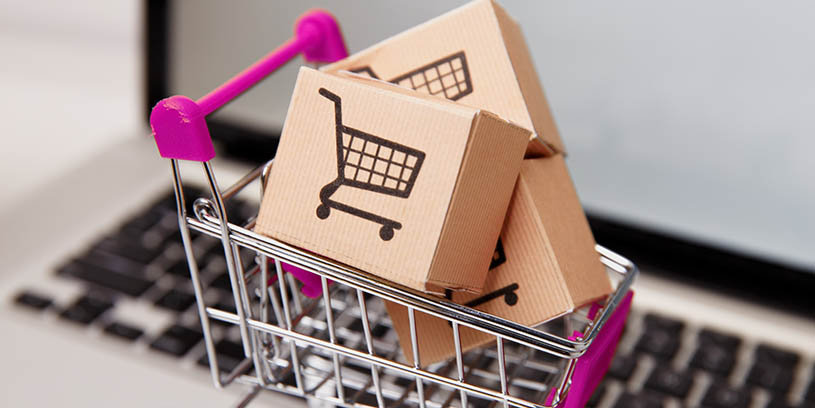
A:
[1, 0, 812, 407]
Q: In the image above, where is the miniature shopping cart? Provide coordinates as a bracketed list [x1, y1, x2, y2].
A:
[316, 88, 426, 241]
[350, 51, 473, 101]
[149, 10, 637, 408]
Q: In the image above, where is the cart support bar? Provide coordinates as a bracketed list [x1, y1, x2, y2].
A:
[150, 9, 348, 162]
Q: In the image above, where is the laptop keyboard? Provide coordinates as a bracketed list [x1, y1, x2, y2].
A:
[10, 188, 814, 408]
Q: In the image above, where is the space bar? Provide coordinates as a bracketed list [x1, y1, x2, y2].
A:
[58, 261, 153, 297]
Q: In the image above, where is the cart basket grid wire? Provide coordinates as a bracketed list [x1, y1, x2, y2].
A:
[181, 188, 636, 408]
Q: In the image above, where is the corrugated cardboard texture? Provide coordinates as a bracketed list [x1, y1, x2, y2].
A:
[322, 0, 564, 157]
[386, 155, 612, 365]
[521, 155, 613, 304]
[256, 67, 529, 293]
[491, 1, 562, 158]
[428, 112, 529, 292]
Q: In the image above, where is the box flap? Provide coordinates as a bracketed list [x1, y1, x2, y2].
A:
[321, 0, 559, 158]
[490, 0, 564, 156]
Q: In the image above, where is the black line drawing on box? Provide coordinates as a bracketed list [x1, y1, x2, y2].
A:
[316, 88, 427, 241]
[491, 237, 507, 270]
[443, 238, 517, 309]
[465, 283, 519, 308]
[445, 283, 519, 309]
[350, 51, 473, 101]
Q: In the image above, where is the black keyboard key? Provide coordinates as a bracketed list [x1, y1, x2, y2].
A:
[209, 273, 232, 291]
[754, 344, 800, 368]
[355, 390, 395, 408]
[746, 344, 800, 393]
[154, 289, 195, 312]
[81, 249, 149, 278]
[644, 366, 694, 398]
[607, 354, 638, 380]
[348, 318, 364, 333]
[393, 375, 413, 388]
[587, 382, 606, 407]
[468, 396, 494, 408]
[213, 298, 237, 313]
[614, 391, 664, 408]
[167, 259, 191, 278]
[104, 322, 144, 341]
[371, 323, 389, 338]
[59, 295, 112, 325]
[58, 260, 152, 297]
[150, 325, 202, 357]
[765, 395, 794, 408]
[697, 328, 741, 350]
[93, 235, 164, 265]
[642, 313, 685, 334]
[197, 339, 248, 373]
[120, 208, 165, 235]
[805, 375, 815, 402]
[746, 362, 795, 393]
[701, 383, 751, 408]
[691, 344, 737, 376]
[13, 290, 53, 311]
[635, 329, 680, 360]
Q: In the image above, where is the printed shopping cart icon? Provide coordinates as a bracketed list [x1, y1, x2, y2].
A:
[349, 51, 473, 101]
[443, 238, 517, 309]
[316, 88, 426, 241]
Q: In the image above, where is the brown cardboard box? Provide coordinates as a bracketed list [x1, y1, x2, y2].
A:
[322, 0, 563, 158]
[386, 155, 613, 365]
[255, 67, 530, 293]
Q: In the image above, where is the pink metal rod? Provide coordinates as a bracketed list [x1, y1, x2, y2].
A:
[150, 9, 348, 162]
[197, 36, 305, 115]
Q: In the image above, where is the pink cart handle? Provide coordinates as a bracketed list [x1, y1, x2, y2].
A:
[547, 291, 634, 407]
[150, 9, 348, 162]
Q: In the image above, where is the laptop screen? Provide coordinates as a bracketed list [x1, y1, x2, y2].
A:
[164, 0, 814, 272]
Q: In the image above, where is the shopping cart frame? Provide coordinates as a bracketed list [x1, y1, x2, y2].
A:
[149, 10, 638, 408]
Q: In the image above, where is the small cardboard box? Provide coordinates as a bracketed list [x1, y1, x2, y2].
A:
[255, 67, 530, 293]
[386, 155, 613, 365]
[322, 0, 563, 158]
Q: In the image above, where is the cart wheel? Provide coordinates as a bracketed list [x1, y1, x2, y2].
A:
[504, 291, 518, 306]
[316, 204, 330, 219]
[379, 225, 394, 241]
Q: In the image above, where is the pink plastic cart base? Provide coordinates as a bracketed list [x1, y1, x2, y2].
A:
[546, 291, 634, 407]
[269, 262, 331, 299]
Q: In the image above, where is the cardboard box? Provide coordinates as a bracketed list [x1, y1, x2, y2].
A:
[322, 0, 564, 158]
[255, 67, 530, 293]
[385, 155, 613, 365]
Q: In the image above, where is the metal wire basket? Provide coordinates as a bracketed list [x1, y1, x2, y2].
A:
[148, 10, 638, 408]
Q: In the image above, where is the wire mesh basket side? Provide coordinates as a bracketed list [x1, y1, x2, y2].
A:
[174, 170, 636, 408]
